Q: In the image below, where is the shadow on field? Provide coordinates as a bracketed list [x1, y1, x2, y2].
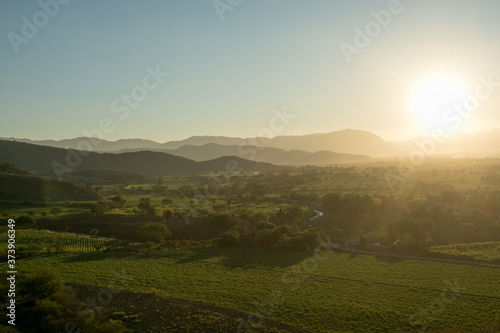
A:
[374, 254, 406, 264]
[173, 248, 316, 269]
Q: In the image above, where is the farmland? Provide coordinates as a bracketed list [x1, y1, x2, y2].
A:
[2, 158, 500, 332]
[0, 227, 123, 255]
[19, 248, 500, 332]
[428, 241, 500, 264]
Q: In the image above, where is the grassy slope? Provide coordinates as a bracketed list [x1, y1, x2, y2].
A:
[20, 248, 500, 332]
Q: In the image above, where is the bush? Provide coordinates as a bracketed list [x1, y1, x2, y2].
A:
[17, 215, 37, 228]
[216, 230, 241, 248]
[50, 206, 63, 215]
[19, 268, 63, 300]
[137, 223, 172, 243]
[161, 198, 173, 205]
[137, 198, 156, 217]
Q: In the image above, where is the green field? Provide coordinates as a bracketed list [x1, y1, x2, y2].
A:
[0, 227, 122, 254]
[19, 248, 500, 332]
[429, 242, 500, 263]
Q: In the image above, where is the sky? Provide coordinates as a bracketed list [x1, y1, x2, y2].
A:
[1, 0, 499, 142]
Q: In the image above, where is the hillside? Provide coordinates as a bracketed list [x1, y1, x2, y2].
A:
[0, 160, 101, 201]
[265, 129, 403, 156]
[0, 137, 164, 152]
[289, 150, 371, 165]
[0, 129, 400, 157]
[61, 169, 148, 185]
[0, 160, 33, 176]
[0, 140, 287, 177]
[198, 156, 286, 173]
[162, 135, 245, 150]
[118, 143, 371, 165]
[0, 174, 101, 201]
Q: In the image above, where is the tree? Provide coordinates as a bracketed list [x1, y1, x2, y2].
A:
[161, 198, 173, 205]
[271, 205, 303, 226]
[17, 268, 127, 332]
[137, 197, 156, 217]
[90, 229, 99, 236]
[110, 195, 126, 207]
[19, 268, 62, 300]
[91, 201, 112, 216]
[137, 223, 172, 242]
[163, 209, 173, 221]
[387, 219, 420, 244]
[50, 206, 63, 215]
[216, 230, 240, 248]
[17, 215, 37, 228]
[418, 219, 435, 244]
[323, 193, 343, 213]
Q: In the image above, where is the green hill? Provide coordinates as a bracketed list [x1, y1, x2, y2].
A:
[0, 174, 101, 201]
[0, 160, 101, 201]
[0, 140, 288, 177]
[0, 160, 33, 176]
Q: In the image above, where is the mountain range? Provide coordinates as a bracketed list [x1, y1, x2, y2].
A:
[0, 140, 287, 177]
[2, 128, 500, 171]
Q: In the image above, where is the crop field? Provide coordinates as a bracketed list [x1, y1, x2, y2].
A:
[429, 241, 500, 263]
[0, 227, 121, 254]
[20, 248, 500, 332]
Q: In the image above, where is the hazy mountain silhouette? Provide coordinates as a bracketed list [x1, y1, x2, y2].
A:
[0, 140, 286, 177]
[117, 143, 371, 165]
[162, 136, 245, 149]
[0, 137, 164, 152]
[3, 128, 500, 160]
[263, 129, 403, 156]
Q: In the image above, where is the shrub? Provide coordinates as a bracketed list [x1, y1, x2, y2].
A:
[137, 223, 172, 243]
[50, 206, 63, 215]
[216, 230, 241, 248]
[17, 215, 37, 228]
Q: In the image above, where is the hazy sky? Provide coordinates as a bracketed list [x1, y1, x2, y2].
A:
[1, 0, 499, 142]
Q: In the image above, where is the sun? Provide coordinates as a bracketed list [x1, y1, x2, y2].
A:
[411, 75, 469, 134]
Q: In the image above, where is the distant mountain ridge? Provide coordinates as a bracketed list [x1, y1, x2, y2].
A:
[0, 129, 399, 158]
[117, 143, 371, 165]
[0, 140, 286, 177]
[3, 128, 500, 160]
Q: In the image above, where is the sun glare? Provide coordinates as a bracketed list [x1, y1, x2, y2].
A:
[412, 75, 469, 134]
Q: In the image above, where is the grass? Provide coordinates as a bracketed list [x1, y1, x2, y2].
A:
[19, 247, 500, 332]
